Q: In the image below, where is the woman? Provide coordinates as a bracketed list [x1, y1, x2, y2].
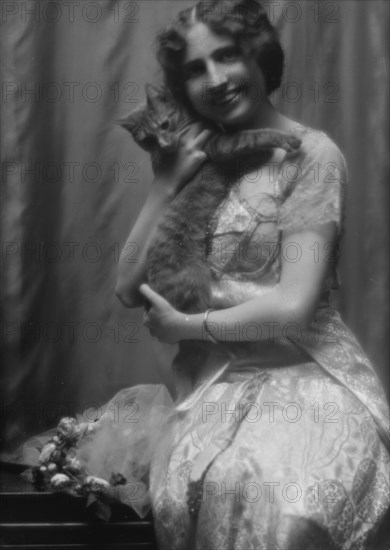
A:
[7, 1, 387, 549]
[113, 1, 390, 549]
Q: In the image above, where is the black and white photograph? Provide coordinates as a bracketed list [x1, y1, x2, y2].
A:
[1, 1, 389, 549]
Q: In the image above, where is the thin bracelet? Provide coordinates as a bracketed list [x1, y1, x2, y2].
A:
[203, 309, 218, 344]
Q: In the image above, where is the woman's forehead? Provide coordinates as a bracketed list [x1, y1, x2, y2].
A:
[184, 23, 235, 63]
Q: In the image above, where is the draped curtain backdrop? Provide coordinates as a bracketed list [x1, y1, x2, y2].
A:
[1, 0, 388, 450]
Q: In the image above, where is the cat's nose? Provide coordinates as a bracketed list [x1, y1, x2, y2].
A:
[158, 136, 172, 149]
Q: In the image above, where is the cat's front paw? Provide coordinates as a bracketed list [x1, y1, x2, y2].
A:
[282, 134, 302, 152]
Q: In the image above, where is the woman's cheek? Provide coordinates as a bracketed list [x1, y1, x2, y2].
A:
[186, 77, 213, 109]
[185, 83, 202, 111]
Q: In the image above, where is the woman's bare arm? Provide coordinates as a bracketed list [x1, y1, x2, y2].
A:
[187, 222, 337, 341]
[140, 222, 337, 343]
[115, 182, 173, 308]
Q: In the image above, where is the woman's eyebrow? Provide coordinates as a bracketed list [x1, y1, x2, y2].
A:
[182, 58, 204, 71]
[183, 45, 237, 68]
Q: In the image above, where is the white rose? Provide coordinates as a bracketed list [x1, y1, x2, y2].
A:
[84, 476, 110, 493]
[50, 473, 71, 488]
[39, 442, 57, 464]
[57, 417, 78, 440]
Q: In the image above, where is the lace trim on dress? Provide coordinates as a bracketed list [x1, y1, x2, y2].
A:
[278, 129, 347, 290]
[276, 128, 348, 235]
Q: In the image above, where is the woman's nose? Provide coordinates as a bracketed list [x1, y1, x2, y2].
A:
[206, 61, 228, 90]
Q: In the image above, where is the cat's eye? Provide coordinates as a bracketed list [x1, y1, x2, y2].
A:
[161, 120, 170, 131]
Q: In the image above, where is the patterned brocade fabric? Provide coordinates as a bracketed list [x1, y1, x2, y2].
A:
[150, 364, 389, 550]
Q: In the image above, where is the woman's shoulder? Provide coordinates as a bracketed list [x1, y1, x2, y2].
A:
[290, 124, 347, 170]
[277, 123, 348, 233]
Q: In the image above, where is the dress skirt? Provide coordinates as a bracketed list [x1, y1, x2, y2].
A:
[7, 309, 389, 549]
[147, 344, 389, 550]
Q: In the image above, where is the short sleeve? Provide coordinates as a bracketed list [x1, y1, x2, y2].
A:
[277, 132, 347, 234]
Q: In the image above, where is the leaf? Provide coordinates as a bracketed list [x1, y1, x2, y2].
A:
[93, 499, 112, 522]
[86, 493, 98, 507]
[20, 468, 35, 484]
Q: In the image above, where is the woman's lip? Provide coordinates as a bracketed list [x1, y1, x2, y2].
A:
[210, 87, 243, 106]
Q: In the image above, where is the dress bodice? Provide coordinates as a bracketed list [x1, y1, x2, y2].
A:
[208, 126, 347, 309]
[209, 184, 281, 281]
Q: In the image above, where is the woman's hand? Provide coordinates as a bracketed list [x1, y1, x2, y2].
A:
[139, 284, 185, 344]
[154, 123, 212, 196]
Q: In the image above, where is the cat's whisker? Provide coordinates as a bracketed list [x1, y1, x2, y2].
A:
[176, 115, 198, 133]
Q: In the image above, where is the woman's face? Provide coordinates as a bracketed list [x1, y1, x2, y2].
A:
[182, 22, 267, 129]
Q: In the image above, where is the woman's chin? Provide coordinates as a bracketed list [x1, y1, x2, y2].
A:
[210, 104, 259, 131]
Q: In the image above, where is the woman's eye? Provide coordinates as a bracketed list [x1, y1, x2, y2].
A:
[184, 62, 204, 80]
[220, 48, 240, 63]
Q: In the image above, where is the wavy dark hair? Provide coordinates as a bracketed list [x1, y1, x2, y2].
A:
[155, 0, 284, 113]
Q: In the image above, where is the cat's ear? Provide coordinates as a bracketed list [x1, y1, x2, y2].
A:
[145, 84, 165, 110]
[117, 118, 132, 132]
[116, 111, 139, 133]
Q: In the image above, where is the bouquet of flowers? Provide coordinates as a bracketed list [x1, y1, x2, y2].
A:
[23, 417, 128, 520]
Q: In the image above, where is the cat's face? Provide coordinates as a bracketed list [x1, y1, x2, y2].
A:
[119, 85, 195, 153]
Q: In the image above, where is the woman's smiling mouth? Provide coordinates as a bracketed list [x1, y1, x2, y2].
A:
[209, 86, 243, 107]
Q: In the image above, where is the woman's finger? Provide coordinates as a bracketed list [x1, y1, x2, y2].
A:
[178, 122, 210, 143]
[192, 128, 213, 149]
[139, 284, 168, 308]
[139, 283, 157, 302]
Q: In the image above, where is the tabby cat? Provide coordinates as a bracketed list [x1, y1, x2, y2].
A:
[119, 84, 301, 314]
